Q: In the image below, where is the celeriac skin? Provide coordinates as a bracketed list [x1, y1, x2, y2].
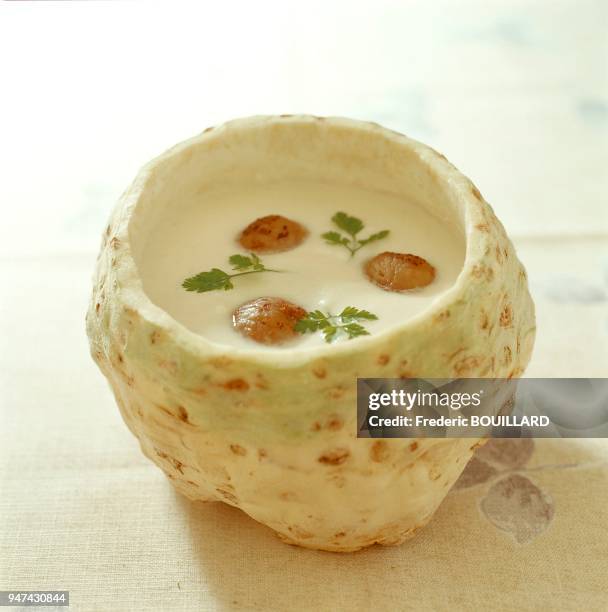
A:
[86, 116, 535, 552]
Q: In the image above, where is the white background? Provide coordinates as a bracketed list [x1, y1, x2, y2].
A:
[1, 0, 607, 255]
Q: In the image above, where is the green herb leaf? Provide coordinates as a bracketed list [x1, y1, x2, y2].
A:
[321, 231, 350, 247]
[332, 212, 364, 236]
[183, 253, 280, 293]
[342, 323, 370, 339]
[293, 317, 322, 334]
[358, 229, 390, 246]
[294, 306, 378, 342]
[229, 254, 255, 270]
[182, 268, 233, 293]
[339, 306, 378, 321]
[323, 326, 339, 342]
[322, 212, 389, 257]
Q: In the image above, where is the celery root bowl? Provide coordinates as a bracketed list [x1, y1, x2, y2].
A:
[86, 115, 535, 552]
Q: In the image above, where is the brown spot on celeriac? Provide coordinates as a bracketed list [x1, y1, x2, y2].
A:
[328, 386, 346, 400]
[287, 525, 314, 539]
[177, 406, 190, 423]
[312, 415, 343, 432]
[222, 378, 250, 391]
[209, 356, 233, 369]
[327, 416, 343, 431]
[453, 355, 483, 376]
[370, 440, 390, 463]
[471, 264, 495, 282]
[480, 310, 489, 331]
[318, 449, 350, 466]
[280, 491, 298, 501]
[216, 487, 238, 504]
[500, 304, 513, 328]
[433, 310, 451, 323]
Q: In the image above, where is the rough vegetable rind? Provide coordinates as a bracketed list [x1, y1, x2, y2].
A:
[86, 116, 535, 552]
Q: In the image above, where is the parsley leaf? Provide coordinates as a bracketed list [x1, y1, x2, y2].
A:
[323, 326, 339, 342]
[342, 323, 369, 339]
[358, 230, 390, 247]
[182, 253, 280, 293]
[339, 306, 378, 321]
[294, 306, 378, 343]
[332, 212, 364, 237]
[228, 253, 265, 272]
[322, 212, 389, 257]
[182, 268, 233, 292]
[229, 254, 254, 270]
[321, 231, 350, 247]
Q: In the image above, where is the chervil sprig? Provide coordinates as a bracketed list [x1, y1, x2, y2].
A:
[182, 253, 281, 293]
[294, 306, 378, 343]
[322, 212, 389, 257]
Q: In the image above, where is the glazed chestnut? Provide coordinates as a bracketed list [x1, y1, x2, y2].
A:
[365, 251, 435, 291]
[233, 297, 307, 345]
[238, 215, 308, 253]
